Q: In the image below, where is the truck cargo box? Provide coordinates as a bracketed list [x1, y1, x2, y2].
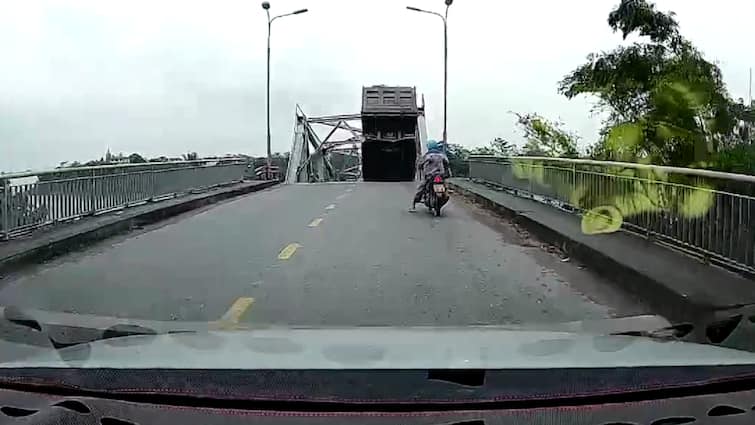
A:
[362, 86, 418, 117]
[361, 85, 420, 182]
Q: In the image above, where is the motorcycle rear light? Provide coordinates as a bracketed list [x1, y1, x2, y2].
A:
[433, 176, 443, 183]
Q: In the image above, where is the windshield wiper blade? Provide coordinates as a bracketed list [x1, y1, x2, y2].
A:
[612, 323, 695, 341]
[611, 314, 754, 354]
[3, 306, 43, 332]
[1, 306, 194, 352]
[47, 323, 165, 350]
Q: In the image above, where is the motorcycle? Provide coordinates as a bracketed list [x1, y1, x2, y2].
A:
[424, 174, 449, 217]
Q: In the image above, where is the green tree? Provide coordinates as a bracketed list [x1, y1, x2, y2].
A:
[514, 112, 579, 158]
[446, 143, 471, 177]
[490, 137, 515, 155]
[84, 158, 106, 167]
[559, 0, 740, 167]
[128, 153, 147, 164]
[467, 137, 516, 156]
[469, 146, 496, 155]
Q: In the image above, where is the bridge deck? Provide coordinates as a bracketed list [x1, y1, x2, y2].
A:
[0, 183, 648, 326]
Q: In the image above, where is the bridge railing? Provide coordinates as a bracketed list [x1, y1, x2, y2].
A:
[469, 156, 755, 275]
[1, 159, 248, 239]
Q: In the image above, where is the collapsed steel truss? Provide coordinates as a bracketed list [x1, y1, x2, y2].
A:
[286, 104, 429, 183]
[286, 105, 363, 183]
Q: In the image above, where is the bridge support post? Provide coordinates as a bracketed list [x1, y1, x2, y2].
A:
[571, 163, 577, 190]
[1, 178, 9, 240]
[152, 170, 159, 201]
[89, 169, 97, 215]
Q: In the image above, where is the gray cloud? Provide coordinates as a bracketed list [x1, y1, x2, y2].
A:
[2, 0, 753, 172]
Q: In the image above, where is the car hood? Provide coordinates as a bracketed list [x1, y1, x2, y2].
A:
[3, 316, 755, 369]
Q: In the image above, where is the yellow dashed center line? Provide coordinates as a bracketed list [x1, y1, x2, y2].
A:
[223, 187, 354, 330]
[217, 186, 354, 330]
[215, 297, 255, 329]
[278, 243, 302, 260]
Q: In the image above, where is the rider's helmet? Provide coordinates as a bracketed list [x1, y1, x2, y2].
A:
[426, 140, 441, 153]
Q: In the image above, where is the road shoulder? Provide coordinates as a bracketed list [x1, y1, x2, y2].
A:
[449, 178, 755, 323]
[0, 180, 278, 277]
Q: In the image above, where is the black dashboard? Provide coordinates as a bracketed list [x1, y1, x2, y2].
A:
[2, 367, 755, 424]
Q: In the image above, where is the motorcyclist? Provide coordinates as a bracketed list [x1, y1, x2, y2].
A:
[410, 140, 450, 212]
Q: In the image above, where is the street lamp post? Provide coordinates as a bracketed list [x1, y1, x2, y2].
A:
[262, 1, 308, 179]
[407, 0, 453, 152]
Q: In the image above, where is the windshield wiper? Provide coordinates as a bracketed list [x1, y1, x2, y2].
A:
[611, 313, 755, 355]
[612, 322, 695, 340]
[1, 306, 193, 356]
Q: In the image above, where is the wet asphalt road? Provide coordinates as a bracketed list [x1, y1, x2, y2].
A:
[0, 182, 648, 326]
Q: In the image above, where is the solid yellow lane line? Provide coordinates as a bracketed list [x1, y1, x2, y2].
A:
[220, 297, 255, 323]
[278, 243, 302, 260]
[308, 218, 324, 227]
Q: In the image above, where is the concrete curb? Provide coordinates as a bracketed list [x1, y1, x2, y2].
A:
[0, 181, 278, 277]
[449, 180, 741, 323]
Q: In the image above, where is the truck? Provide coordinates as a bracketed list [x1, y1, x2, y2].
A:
[360, 85, 421, 182]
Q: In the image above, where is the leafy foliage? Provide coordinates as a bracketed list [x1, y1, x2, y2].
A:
[488, 137, 516, 155]
[599, 80, 723, 165]
[559, 0, 745, 167]
[446, 143, 471, 177]
[713, 144, 755, 175]
[128, 153, 147, 164]
[466, 137, 516, 156]
[607, 0, 681, 45]
[443, 139, 515, 177]
[514, 113, 579, 158]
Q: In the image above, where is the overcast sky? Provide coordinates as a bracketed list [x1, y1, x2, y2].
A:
[1, 0, 753, 172]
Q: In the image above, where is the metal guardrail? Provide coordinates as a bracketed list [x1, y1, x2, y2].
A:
[469, 156, 755, 275]
[1, 159, 248, 239]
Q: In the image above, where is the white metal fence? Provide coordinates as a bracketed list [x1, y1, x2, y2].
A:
[469, 156, 755, 275]
[1, 160, 248, 239]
